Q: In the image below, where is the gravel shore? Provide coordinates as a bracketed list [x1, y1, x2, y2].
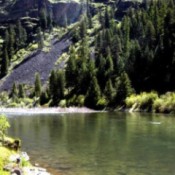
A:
[0, 107, 96, 114]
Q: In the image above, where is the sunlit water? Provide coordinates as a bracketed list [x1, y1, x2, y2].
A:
[5, 112, 175, 175]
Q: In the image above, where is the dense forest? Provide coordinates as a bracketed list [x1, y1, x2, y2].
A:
[0, 0, 175, 111]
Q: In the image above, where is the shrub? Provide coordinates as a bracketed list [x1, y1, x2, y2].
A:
[75, 95, 85, 107]
[96, 97, 107, 110]
[59, 99, 67, 108]
[153, 92, 175, 113]
[125, 91, 158, 112]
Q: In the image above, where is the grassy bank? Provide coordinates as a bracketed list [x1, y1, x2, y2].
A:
[125, 92, 175, 113]
[0, 146, 16, 175]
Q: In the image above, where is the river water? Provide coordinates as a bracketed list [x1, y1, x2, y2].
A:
[6, 112, 175, 175]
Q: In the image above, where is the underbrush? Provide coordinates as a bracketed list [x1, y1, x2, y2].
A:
[125, 92, 175, 113]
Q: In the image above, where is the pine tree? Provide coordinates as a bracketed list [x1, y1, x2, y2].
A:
[104, 7, 110, 28]
[105, 48, 114, 80]
[4, 30, 9, 49]
[65, 46, 77, 88]
[57, 70, 65, 100]
[8, 25, 16, 60]
[1, 48, 9, 77]
[39, 7, 48, 29]
[34, 73, 42, 97]
[49, 70, 57, 100]
[10, 82, 18, 100]
[115, 72, 133, 104]
[16, 20, 27, 48]
[37, 27, 44, 49]
[96, 54, 106, 90]
[18, 84, 25, 98]
[79, 18, 87, 38]
[40, 91, 49, 105]
[104, 79, 115, 104]
[85, 75, 101, 108]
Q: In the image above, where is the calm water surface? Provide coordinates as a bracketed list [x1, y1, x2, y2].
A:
[5, 112, 175, 175]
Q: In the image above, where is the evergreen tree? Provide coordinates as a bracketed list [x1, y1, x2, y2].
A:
[16, 20, 27, 48]
[105, 48, 114, 80]
[104, 79, 115, 104]
[39, 7, 48, 29]
[65, 46, 77, 89]
[85, 75, 101, 108]
[96, 54, 106, 90]
[104, 7, 110, 28]
[79, 18, 87, 38]
[34, 73, 42, 97]
[115, 72, 133, 104]
[37, 27, 44, 49]
[40, 91, 49, 105]
[18, 84, 25, 98]
[49, 70, 57, 100]
[10, 82, 18, 100]
[9, 25, 16, 60]
[4, 30, 9, 49]
[1, 48, 9, 77]
[57, 70, 65, 100]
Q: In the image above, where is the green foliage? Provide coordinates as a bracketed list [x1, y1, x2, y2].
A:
[18, 84, 25, 98]
[0, 115, 10, 142]
[85, 75, 101, 109]
[126, 91, 158, 112]
[115, 72, 133, 105]
[153, 92, 175, 113]
[40, 91, 49, 105]
[59, 99, 67, 108]
[9, 82, 18, 100]
[97, 97, 107, 109]
[76, 95, 85, 107]
[49, 70, 65, 106]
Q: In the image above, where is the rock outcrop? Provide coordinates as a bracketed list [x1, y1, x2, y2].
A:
[0, 0, 83, 26]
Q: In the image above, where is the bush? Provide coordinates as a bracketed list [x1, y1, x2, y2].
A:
[59, 99, 67, 108]
[125, 91, 158, 112]
[75, 95, 85, 107]
[96, 97, 107, 110]
[153, 92, 175, 113]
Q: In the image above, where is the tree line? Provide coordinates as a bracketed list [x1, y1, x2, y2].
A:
[7, 0, 175, 109]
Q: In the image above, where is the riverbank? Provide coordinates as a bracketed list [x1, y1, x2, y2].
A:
[0, 107, 97, 114]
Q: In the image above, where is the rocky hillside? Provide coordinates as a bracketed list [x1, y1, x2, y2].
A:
[0, 34, 72, 91]
[0, 0, 83, 26]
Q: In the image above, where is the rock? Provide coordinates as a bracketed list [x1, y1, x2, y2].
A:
[0, 0, 84, 26]
[23, 167, 51, 175]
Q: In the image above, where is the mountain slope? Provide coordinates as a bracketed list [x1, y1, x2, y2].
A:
[0, 34, 71, 91]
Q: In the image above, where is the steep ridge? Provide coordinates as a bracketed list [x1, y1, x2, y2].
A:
[0, 34, 72, 91]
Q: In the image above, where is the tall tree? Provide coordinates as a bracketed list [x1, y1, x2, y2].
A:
[18, 84, 25, 98]
[85, 75, 101, 108]
[34, 73, 42, 97]
[37, 27, 44, 49]
[1, 48, 9, 77]
[10, 82, 18, 100]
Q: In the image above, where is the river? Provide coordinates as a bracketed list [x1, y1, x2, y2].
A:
[6, 112, 175, 175]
